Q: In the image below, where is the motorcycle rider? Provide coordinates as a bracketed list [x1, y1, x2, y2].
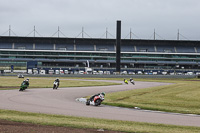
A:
[124, 79, 128, 84]
[89, 92, 105, 102]
[24, 78, 29, 86]
[19, 78, 29, 91]
[54, 78, 60, 87]
[130, 78, 135, 85]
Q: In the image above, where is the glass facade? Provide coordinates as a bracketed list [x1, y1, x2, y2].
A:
[0, 36, 200, 71]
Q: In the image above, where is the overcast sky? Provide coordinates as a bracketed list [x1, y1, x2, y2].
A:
[0, 0, 200, 40]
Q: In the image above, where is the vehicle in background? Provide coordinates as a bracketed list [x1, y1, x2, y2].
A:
[137, 71, 143, 75]
[153, 72, 158, 75]
[93, 71, 98, 74]
[79, 70, 84, 74]
[18, 74, 24, 78]
[185, 72, 193, 75]
[64, 70, 68, 74]
[40, 69, 46, 75]
[99, 71, 104, 75]
[60, 70, 64, 75]
[121, 71, 127, 75]
[162, 71, 168, 75]
[104, 71, 110, 75]
[85, 67, 93, 74]
[55, 70, 60, 74]
[49, 69, 54, 75]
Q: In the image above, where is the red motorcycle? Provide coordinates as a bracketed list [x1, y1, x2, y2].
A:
[86, 94, 104, 106]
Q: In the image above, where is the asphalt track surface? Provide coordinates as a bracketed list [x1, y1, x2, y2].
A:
[0, 80, 200, 127]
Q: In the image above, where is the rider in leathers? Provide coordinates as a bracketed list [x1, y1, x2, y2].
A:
[54, 78, 60, 87]
[89, 92, 105, 101]
[20, 78, 29, 91]
[124, 79, 128, 84]
[130, 78, 135, 85]
[24, 78, 29, 87]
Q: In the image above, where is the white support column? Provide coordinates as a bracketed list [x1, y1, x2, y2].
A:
[174, 47, 177, 53]
[134, 46, 137, 52]
[12, 43, 15, 49]
[33, 43, 35, 50]
[54, 44, 56, 50]
[154, 46, 157, 52]
[94, 44, 96, 51]
[194, 47, 197, 53]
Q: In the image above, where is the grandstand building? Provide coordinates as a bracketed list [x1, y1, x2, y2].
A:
[0, 36, 200, 74]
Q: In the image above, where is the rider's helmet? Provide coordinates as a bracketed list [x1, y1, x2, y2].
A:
[56, 78, 59, 81]
[26, 78, 29, 81]
[101, 92, 105, 96]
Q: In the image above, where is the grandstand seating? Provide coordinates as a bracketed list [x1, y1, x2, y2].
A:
[56, 44, 74, 51]
[195, 46, 200, 53]
[156, 46, 175, 53]
[1, 36, 200, 71]
[0, 42, 197, 54]
[95, 60, 115, 63]
[177, 61, 197, 65]
[76, 44, 94, 51]
[136, 45, 155, 52]
[157, 61, 176, 64]
[135, 60, 157, 64]
[35, 44, 53, 50]
[0, 43, 12, 49]
[15, 43, 33, 50]
[175, 46, 195, 53]
[121, 44, 135, 52]
[96, 44, 114, 51]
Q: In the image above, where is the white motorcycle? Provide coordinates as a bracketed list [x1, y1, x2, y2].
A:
[130, 80, 135, 85]
[53, 81, 59, 89]
[86, 94, 104, 106]
[130, 79, 135, 85]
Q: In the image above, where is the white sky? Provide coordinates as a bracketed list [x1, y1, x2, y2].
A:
[0, 0, 200, 40]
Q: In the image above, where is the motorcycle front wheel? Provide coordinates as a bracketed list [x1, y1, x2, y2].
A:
[95, 99, 101, 106]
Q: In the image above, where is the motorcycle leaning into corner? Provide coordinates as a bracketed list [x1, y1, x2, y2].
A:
[86, 92, 105, 106]
[19, 78, 29, 91]
[130, 78, 135, 85]
[53, 78, 60, 89]
[124, 79, 128, 84]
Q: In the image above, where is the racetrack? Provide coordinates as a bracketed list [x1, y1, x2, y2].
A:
[0, 80, 200, 127]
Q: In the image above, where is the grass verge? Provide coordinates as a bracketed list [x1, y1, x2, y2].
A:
[103, 79, 200, 114]
[0, 76, 121, 90]
[0, 109, 200, 133]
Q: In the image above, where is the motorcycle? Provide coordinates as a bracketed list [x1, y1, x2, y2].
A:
[53, 81, 59, 89]
[130, 80, 135, 85]
[124, 79, 128, 84]
[86, 94, 104, 106]
[19, 82, 28, 91]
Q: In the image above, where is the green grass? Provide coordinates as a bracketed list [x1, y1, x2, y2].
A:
[1, 76, 200, 132]
[0, 109, 200, 133]
[103, 79, 200, 114]
[0, 76, 121, 90]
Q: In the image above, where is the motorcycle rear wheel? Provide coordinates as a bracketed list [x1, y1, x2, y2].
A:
[86, 99, 90, 105]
